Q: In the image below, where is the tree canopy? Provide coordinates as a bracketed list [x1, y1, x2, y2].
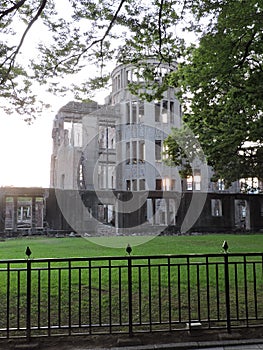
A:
[0, 0, 186, 118]
[170, 0, 263, 187]
[1, 0, 263, 185]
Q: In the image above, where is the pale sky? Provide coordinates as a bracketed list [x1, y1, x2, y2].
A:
[0, 91, 107, 188]
[0, 1, 193, 188]
[0, 5, 110, 188]
[0, 98, 65, 188]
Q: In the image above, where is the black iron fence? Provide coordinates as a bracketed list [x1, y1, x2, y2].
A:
[0, 252, 262, 340]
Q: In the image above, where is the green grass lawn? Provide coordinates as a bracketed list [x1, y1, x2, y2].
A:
[0, 233, 262, 260]
[0, 233, 262, 337]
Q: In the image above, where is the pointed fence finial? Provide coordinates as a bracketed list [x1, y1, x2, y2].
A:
[222, 240, 229, 253]
[126, 243, 132, 256]
[25, 246, 32, 259]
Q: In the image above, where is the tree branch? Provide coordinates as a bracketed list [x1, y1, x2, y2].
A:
[0, 0, 27, 20]
[52, 0, 126, 73]
[237, 32, 256, 68]
[158, 0, 164, 59]
[1, 0, 48, 85]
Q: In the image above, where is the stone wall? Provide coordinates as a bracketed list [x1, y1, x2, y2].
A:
[0, 187, 263, 235]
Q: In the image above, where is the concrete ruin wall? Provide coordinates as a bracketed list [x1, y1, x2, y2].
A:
[1, 187, 262, 235]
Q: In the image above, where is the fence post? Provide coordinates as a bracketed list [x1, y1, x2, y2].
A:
[26, 259, 32, 342]
[224, 253, 231, 333]
[127, 256, 133, 337]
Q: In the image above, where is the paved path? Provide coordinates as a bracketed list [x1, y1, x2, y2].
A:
[11, 338, 263, 350]
[198, 345, 263, 350]
[71, 340, 263, 350]
[112, 342, 263, 350]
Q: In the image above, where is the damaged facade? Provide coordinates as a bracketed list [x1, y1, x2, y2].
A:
[0, 62, 262, 235]
[1, 187, 263, 235]
[0, 187, 47, 234]
[47, 62, 263, 235]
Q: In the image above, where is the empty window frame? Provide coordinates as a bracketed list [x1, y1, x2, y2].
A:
[5, 197, 14, 229]
[156, 179, 162, 190]
[170, 101, 175, 123]
[186, 176, 193, 190]
[139, 141, 145, 163]
[155, 102, 161, 122]
[138, 102, 144, 123]
[71, 123, 82, 147]
[126, 102, 130, 124]
[154, 198, 167, 225]
[217, 179, 225, 191]
[126, 180, 131, 191]
[132, 141, 137, 163]
[194, 170, 201, 190]
[99, 126, 116, 149]
[162, 178, 170, 191]
[139, 179, 145, 190]
[98, 164, 116, 189]
[126, 69, 132, 84]
[132, 179, 137, 191]
[97, 204, 114, 224]
[186, 171, 201, 191]
[211, 199, 222, 217]
[161, 100, 168, 123]
[171, 179, 176, 190]
[17, 197, 32, 228]
[107, 127, 116, 149]
[155, 140, 162, 161]
[126, 142, 130, 164]
[131, 101, 137, 124]
[127, 140, 145, 164]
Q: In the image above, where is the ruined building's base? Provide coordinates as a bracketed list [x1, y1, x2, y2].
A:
[0, 187, 263, 235]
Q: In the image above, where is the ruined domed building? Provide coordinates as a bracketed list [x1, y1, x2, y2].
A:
[0, 62, 262, 235]
[48, 61, 263, 235]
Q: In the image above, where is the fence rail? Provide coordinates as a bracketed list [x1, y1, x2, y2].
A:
[0, 252, 262, 340]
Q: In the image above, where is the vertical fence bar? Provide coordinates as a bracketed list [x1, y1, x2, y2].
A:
[6, 262, 10, 339]
[224, 253, 231, 333]
[88, 260, 92, 335]
[243, 256, 249, 326]
[168, 257, 172, 330]
[17, 269, 20, 331]
[26, 259, 31, 341]
[68, 261, 72, 335]
[206, 257, 211, 327]
[37, 270, 41, 329]
[187, 257, 191, 330]
[234, 263, 239, 320]
[78, 268, 82, 327]
[98, 267, 102, 326]
[47, 261, 51, 337]
[148, 258, 152, 332]
[138, 266, 142, 325]
[37, 269, 41, 329]
[178, 264, 181, 323]
[58, 268, 62, 328]
[158, 265, 162, 325]
[108, 259, 112, 333]
[127, 256, 133, 337]
[253, 262, 258, 319]
[196, 264, 201, 321]
[118, 266, 122, 326]
[215, 263, 220, 321]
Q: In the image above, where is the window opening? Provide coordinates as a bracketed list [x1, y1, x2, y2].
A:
[211, 199, 222, 216]
[155, 102, 161, 122]
[155, 140, 162, 161]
